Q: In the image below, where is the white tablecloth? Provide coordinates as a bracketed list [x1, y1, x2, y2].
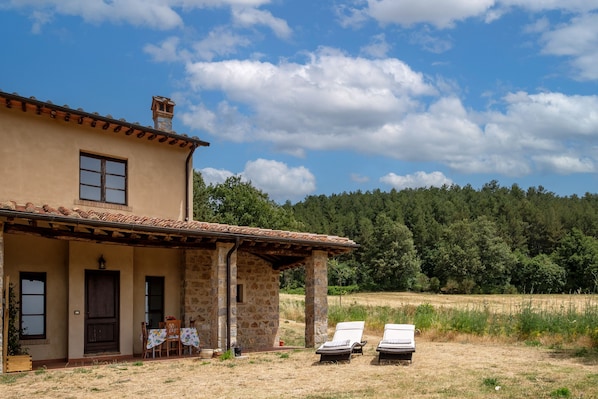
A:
[146, 327, 200, 352]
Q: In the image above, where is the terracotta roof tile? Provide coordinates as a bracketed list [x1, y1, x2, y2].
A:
[0, 201, 357, 248]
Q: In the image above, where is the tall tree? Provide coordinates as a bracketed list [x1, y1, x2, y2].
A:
[361, 214, 421, 291]
[553, 228, 598, 292]
[512, 252, 566, 294]
[192, 170, 215, 222]
[206, 176, 302, 231]
[433, 217, 516, 293]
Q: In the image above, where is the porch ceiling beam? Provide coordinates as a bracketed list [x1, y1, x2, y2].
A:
[243, 245, 312, 257]
[272, 258, 307, 271]
[0, 223, 220, 249]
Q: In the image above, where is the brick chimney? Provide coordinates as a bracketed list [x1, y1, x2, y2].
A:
[151, 96, 175, 132]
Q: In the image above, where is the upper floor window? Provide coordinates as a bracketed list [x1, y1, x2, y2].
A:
[80, 153, 127, 205]
[20, 272, 46, 340]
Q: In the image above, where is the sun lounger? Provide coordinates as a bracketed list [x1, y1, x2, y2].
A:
[315, 321, 367, 362]
[376, 323, 416, 364]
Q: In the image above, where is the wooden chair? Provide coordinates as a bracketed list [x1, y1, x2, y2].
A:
[164, 319, 182, 357]
[141, 322, 157, 359]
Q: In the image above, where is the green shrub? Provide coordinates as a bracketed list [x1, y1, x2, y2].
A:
[482, 377, 499, 388]
[589, 327, 598, 348]
[516, 302, 545, 338]
[550, 387, 571, 398]
[328, 285, 359, 296]
[429, 277, 441, 293]
[413, 303, 435, 330]
[219, 349, 234, 361]
[448, 307, 488, 335]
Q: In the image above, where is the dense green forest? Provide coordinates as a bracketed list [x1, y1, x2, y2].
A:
[194, 172, 598, 294]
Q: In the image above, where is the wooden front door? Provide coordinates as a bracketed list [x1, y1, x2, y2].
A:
[85, 270, 120, 354]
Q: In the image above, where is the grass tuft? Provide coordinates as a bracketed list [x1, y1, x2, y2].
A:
[550, 387, 571, 398]
[219, 349, 234, 360]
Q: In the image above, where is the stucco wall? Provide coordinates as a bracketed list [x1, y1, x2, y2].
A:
[0, 107, 190, 220]
[3, 236, 184, 361]
[133, 247, 182, 354]
[67, 242, 134, 360]
[4, 234, 69, 361]
[236, 252, 280, 350]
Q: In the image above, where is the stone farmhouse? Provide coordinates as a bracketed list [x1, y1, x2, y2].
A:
[0, 90, 357, 372]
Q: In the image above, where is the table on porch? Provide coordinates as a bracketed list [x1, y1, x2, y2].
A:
[146, 327, 200, 357]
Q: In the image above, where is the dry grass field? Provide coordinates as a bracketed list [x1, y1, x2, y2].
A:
[2, 293, 597, 399]
[321, 291, 597, 314]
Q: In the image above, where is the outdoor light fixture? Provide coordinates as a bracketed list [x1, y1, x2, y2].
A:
[98, 255, 106, 270]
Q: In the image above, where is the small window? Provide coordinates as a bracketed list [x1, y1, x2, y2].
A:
[20, 272, 46, 340]
[145, 276, 164, 329]
[236, 284, 244, 303]
[80, 153, 127, 205]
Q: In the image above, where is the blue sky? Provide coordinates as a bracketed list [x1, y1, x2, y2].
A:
[2, 1, 598, 203]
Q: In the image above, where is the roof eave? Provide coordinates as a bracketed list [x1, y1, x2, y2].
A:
[0, 90, 210, 150]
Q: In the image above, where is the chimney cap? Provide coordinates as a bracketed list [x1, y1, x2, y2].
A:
[151, 95, 176, 107]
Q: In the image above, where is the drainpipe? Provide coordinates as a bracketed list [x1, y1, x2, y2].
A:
[185, 145, 197, 221]
[226, 237, 240, 350]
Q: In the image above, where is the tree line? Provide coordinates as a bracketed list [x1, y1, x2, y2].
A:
[194, 172, 598, 294]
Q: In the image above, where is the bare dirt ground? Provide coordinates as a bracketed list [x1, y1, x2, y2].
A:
[2, 293, 597, 398]
[3, 334, 596, 399]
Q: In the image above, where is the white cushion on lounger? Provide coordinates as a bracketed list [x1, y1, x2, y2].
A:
[323, 339, 351, 348]
[380, 339, 412, 345]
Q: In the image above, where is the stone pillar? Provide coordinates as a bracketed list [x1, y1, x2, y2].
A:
[305, 250, 328, 348]
[0, 222, 4, 373]
[215, 242, 237, 350]
[181, 249, 213, 346]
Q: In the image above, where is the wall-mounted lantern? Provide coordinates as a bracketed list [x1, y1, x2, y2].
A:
[98, 255, 106, 270]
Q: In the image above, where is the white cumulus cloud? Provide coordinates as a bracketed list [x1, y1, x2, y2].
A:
[380, 171, 453, 189]
[232, 6, 292, 39]
[181, 47, 598, 179]
[362, 0, 495, 29]
[537, 13, 598, 80]
[198, 159, 316, 202]
[199, 167, 235, 186]
[241, 159, 316, 202]
[3, 0, 278, 31]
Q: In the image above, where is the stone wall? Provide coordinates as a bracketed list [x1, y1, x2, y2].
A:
[182, 248, 216, 348]
[182, 247, 289, 351]
[236, 251, 279, 350]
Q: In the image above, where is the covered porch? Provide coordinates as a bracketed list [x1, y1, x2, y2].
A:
[0, 202, 357, 372]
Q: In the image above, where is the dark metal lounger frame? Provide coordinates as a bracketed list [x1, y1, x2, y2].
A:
[316, 341, 367, 363]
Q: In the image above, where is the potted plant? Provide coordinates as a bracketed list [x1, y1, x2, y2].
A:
[5, 282, 32, 372]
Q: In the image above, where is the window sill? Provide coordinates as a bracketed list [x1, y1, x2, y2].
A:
[20, 339, 49, 346]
